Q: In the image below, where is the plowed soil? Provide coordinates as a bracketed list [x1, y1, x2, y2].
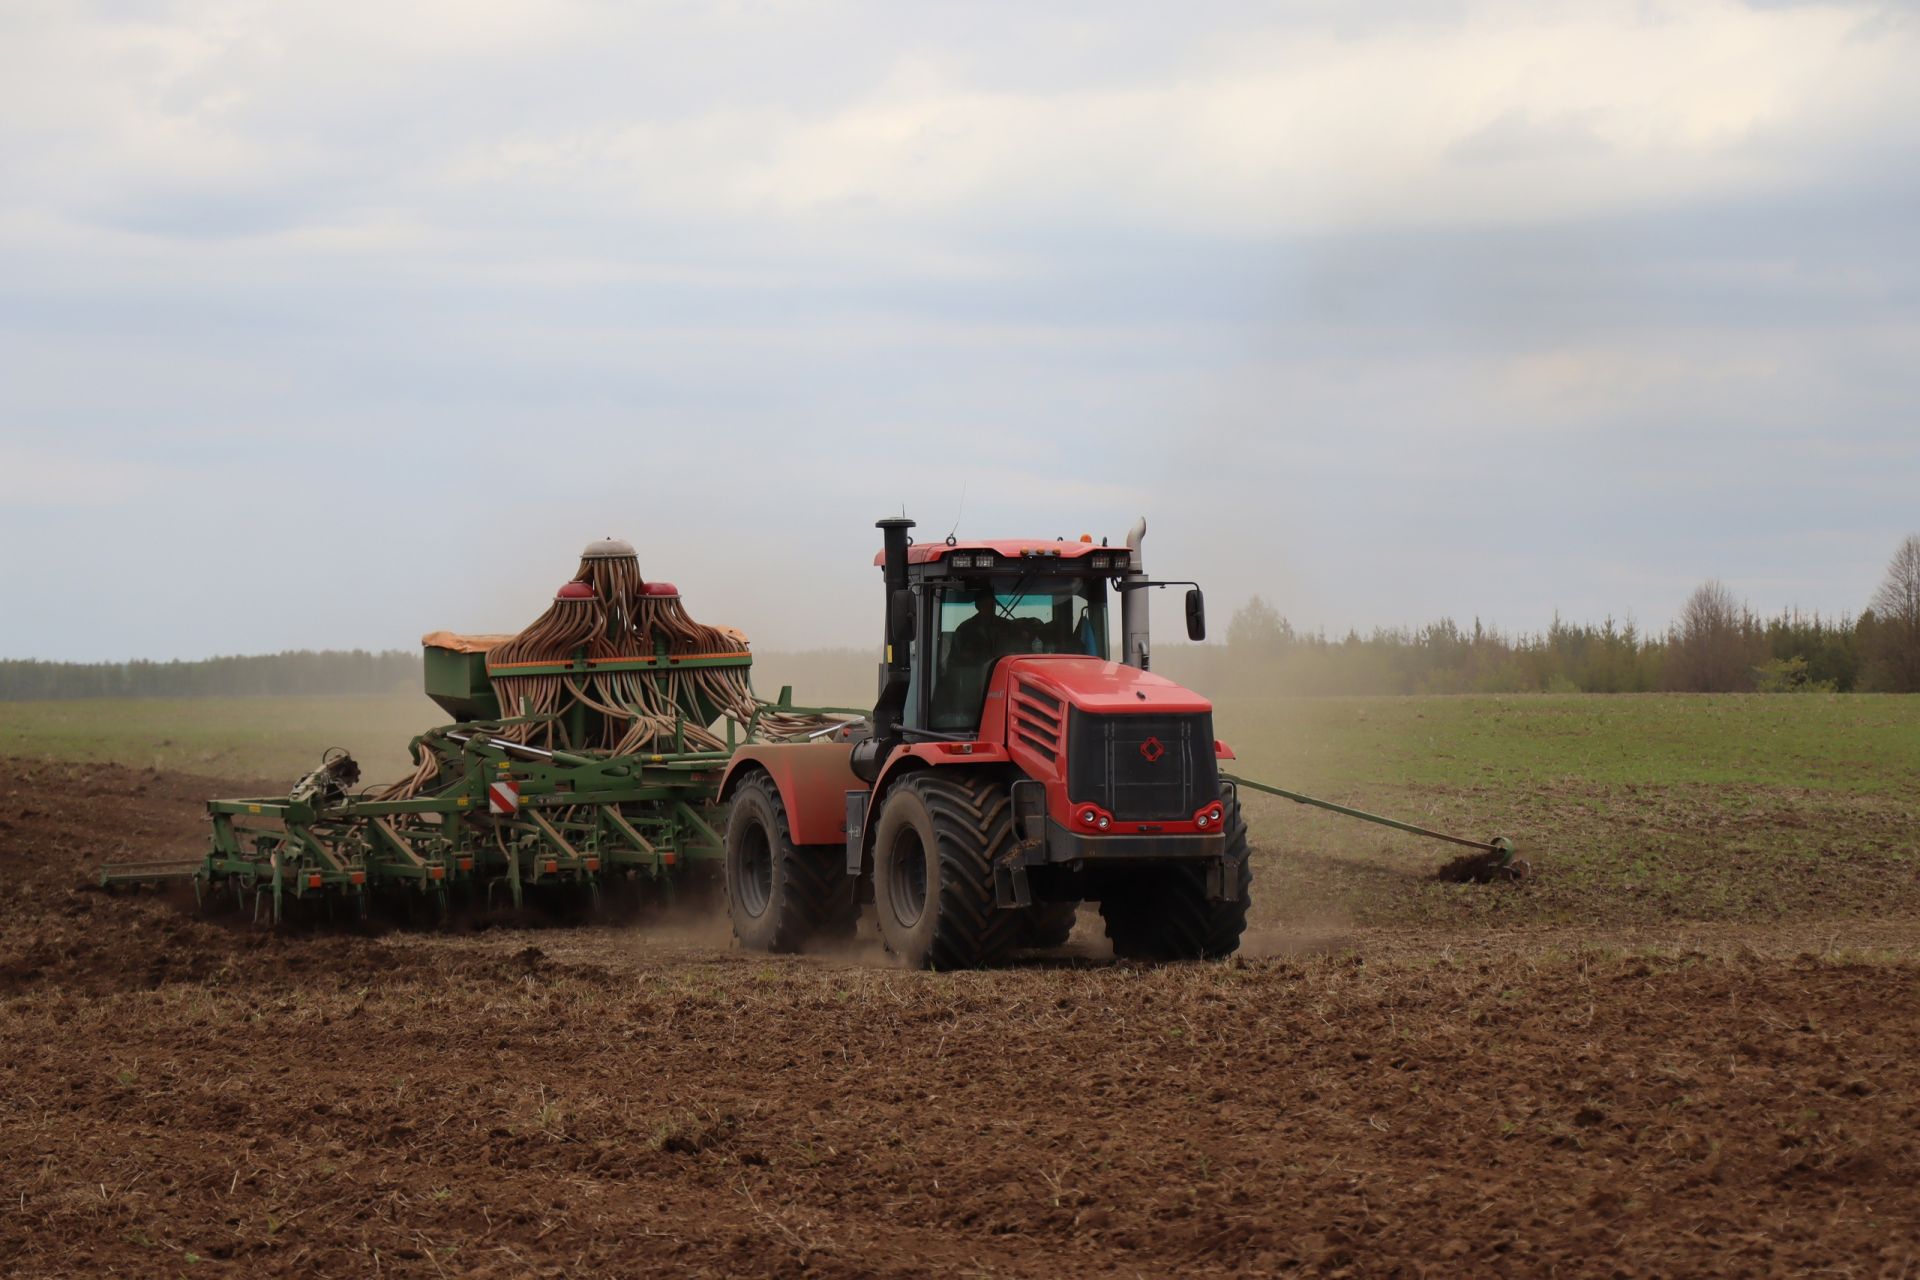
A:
[2, 757, 1917, 1278]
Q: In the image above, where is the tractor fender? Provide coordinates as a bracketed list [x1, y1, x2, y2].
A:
[717, 742, 866, 848]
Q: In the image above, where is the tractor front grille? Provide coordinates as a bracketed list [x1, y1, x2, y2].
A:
[1066, 710, 1217, 822]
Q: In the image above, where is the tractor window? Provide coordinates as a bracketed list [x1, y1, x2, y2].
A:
[927, 575, 1109, 731]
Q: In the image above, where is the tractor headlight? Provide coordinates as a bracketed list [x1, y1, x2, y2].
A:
[1096, 816, 1111, 831]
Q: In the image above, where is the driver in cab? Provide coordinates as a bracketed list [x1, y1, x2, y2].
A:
[949, 589, 1025, 671]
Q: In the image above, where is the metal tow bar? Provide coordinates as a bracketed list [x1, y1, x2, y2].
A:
[1224, 774, 1531, 883]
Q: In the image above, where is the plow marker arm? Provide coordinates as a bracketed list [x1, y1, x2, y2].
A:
[1223, 773, 1530, 882]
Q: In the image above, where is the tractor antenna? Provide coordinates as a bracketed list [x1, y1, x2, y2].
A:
[946, 480, 967, 545]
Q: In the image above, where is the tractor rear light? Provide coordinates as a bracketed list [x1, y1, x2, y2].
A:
[428, 866, 445, 880]
[307, 873, 322, 889]
[458, 857, 473, 871]
[585, 858, 600, 872]
[349, 871, 365, 885]
[544, 860, 559, 875]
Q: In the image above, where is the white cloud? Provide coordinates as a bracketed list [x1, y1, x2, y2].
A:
[0, 447, 164, 507]
[6, 1, 1917, 243]
[411, 1, 1919, 235]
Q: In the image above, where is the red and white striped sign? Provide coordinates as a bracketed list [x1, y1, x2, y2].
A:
[488, 780, 520, 814]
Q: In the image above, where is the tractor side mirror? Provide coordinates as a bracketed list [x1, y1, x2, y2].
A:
[889, 589, 916, 647]
[1185, 588, 1206, 642]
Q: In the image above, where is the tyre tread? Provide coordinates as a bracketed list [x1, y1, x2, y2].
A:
[893, 771, 1020, 970]
[728, 772, 856, 952]
[1098, 788, 1253, 962]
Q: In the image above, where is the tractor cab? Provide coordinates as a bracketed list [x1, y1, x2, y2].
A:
[898, 543, 1119, 733]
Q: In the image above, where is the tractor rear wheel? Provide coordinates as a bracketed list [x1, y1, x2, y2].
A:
[1098, 789, 1252, 962]
[871, 772, 1019, 970]
[1017, 901, 1080, 949]
[724, 772, 856, 953]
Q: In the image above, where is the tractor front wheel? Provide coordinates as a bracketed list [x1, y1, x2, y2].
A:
[1098, 788, 1253, 962]
[724, 772, 856, 953]
[1017, 900, 1080, 949]
[871, 772, 1019, 970]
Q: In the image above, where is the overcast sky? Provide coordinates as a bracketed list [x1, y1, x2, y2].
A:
[3, 0, 1916, 662]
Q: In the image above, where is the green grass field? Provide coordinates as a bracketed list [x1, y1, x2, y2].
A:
[1211, 694, 1920, 932]
[1215, 693, 1920, 793]
[5, 691, 1915, 931]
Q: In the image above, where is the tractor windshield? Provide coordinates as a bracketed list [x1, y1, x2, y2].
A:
[924, 575, 1109, 731]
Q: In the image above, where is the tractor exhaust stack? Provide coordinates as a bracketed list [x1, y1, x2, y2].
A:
[1121, 516, 1150, 670]
[855, 515, 917, 782]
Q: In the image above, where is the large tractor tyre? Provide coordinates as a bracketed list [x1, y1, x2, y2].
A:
[1099, 790, 1253, 962]
[1017, 901, 1081, 949]
[724, 772, 858, 953]
[871, 772, 1020, 970]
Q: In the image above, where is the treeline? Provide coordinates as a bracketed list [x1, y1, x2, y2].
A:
[1194, 534, 1920, 695]
[0, 650, 422, 700]
[1181, 606, 1878, 695]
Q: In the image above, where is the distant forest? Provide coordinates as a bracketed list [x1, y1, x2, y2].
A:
[6, 535, 1917, 699]
[1198, 533, 1920, 695]
[1189, 602, 1897, 695]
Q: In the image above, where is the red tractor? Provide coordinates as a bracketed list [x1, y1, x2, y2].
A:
[717, 516, 1250, 967]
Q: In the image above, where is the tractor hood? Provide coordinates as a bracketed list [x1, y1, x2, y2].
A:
[1001, 654, 1212, 715]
